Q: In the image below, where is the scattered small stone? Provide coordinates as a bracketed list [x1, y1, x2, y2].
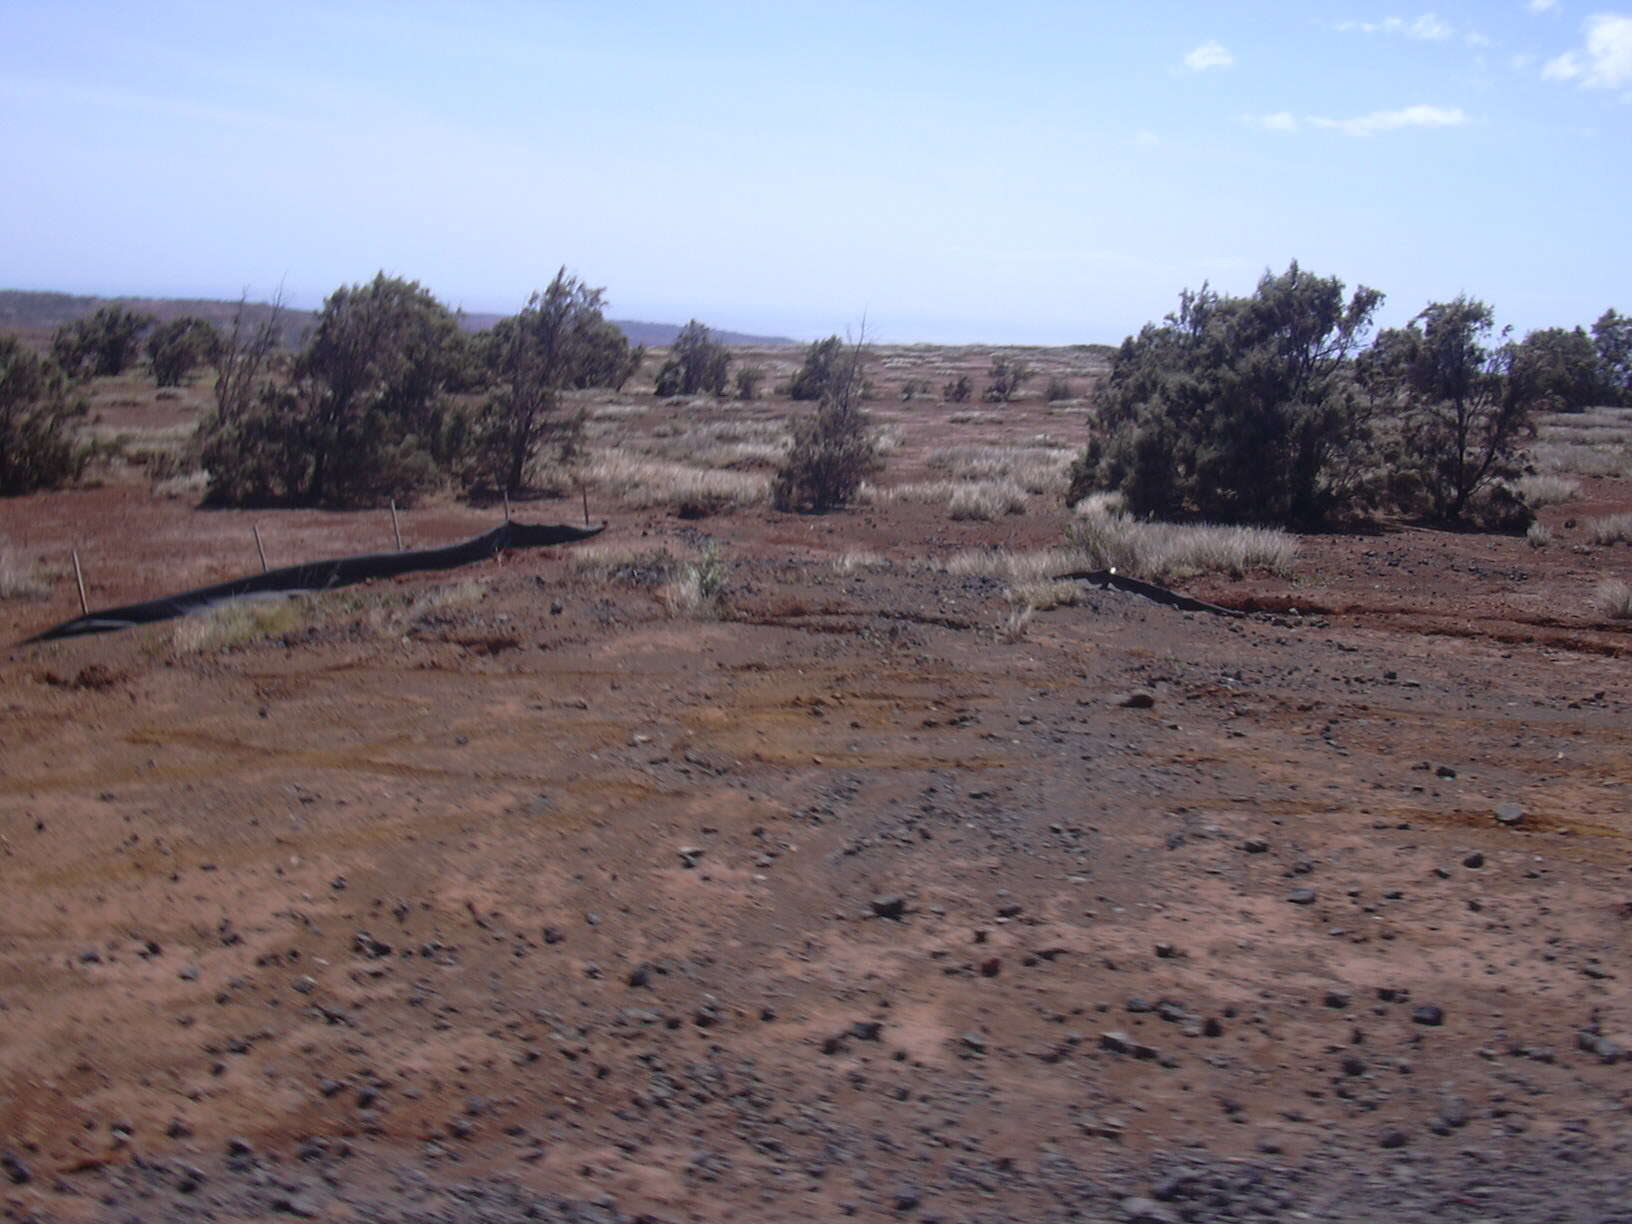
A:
[1412, 1005, 1445, 1026]
[1324, 991, 1351, 1009]
[870, 896, 906, 920]
[1287, 888, 1318, 905]
[1242, 839, 1270, 854]
[1119, 691, 1156, 709]
[678, 847, 704, 869]
[979, 957, 1002, 978]
[1495, 804, 1525, 827]
[1435, 765, 1457, 779]
[1, 1151, 31, 1185]
[891, 1188, 922, 1212]
[627, 965, 651, 988]
[1154, 943, 1179, 959]
[1378, 1128, 1410, 1149]
[1463, 852, 1485, 869]
[1121, 1195, 1179, 1223]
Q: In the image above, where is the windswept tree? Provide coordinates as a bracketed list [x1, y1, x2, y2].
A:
[146, 317, 223, 387]
[984, 355, 1033, 403]
[1068, 262, 1384, 525]
[1507, 325, 1605, 414]
[51, 305, 154, 378]
[654, 320, 730, 397]
[476, 269, 611, 493]
[1, 337, 87, 495]
[789, 335, 847, 402]
[200, 274, 464, 506]
[1363, 297, 1537, 524]
[1593, 308, 1632, 406]
[773, 330, 879, 513]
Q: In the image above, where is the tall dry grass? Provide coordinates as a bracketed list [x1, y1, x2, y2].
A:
[1067, 506, 1297, 582]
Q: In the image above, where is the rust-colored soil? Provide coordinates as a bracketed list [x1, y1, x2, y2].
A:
[3, 380, 1631, 1223]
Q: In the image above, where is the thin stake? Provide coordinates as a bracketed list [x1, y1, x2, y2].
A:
[71, 548, 88, 615]
[503, 491, 511, 523]
[390, 500, 404, 551]
[581, 482, 590, 527]
[253, 525, 269, 573]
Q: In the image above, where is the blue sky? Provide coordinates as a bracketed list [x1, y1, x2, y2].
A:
[3, 1, 1628, 343]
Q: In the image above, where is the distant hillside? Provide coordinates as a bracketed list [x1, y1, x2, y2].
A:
[0, 290, 797, 348]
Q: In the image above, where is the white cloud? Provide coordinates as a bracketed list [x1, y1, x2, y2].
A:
[1544, 14, 1632, 88]
[1337, 13, 1455, 39]
[1253, 111, 1301, 131]
[1511, 51, 1537, 69]
[1182, 41, 1234, 71]
[1527, 0, 1558, 13]
[1465, 31, 1493, 47]
[1307, 103, 1471, 135]
[1134, 128, 1161, 147]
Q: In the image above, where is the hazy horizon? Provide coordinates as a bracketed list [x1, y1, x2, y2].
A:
[4, 1, 1628, 345]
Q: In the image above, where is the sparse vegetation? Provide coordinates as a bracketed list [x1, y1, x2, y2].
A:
[942, 374, 973, 403]
[1, 336, 88, 495]
[1045, 377, 1073, 402]
[1525, 522, 1552, 549]
[789, 336, 848, 402]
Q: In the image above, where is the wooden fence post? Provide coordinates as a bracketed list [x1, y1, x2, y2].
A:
[253, 525, 269, 573]
[71, 549, 88, 615]
[390, 500, 404, 551]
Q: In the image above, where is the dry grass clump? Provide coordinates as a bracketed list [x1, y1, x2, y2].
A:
[948, 481, 1029, 521]
[173, 597, 305, 652]
[152, 471, 209, 500]
[1525, 522, 1553, 550]
[1008, 580, 1085, 611]
[583, 448, 769, 511]
[1068, 506, 1297, 582]
[886, 479, 1029, 519]
[0, 543, 50, 601]
[1593, 578, 1632, 620]
[925, 444, 1075, 494]
[832, 550, 888, 573]
[1586, 513, 1632, 545]
[660, 543, 727, 619]
[943, 547, 1078, 583]
[1526, 441, 1629, 479]
[1513, 474, 1581, 508]
[406, 580, 487, 622]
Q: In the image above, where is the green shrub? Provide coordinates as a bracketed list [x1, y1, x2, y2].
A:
[199, 274, 463, 506]
[1, 337, 88, 495]
[789, 336, 847, 402]
[147, 316, 222, 387]
[943, 373, 973, 403]
[51, 305, 154, 378]
[1069, 262, 1383, 526]
[983, 355, 1031, 403]
[654, 320, 730, 397]
[773, 338, 878, 513]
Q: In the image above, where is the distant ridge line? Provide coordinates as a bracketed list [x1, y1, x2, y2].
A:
[0, 290, 798, 347]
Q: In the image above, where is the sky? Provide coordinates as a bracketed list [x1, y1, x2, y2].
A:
[3, 1, 1628, 344]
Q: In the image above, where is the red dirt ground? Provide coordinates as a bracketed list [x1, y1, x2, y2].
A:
[2, 378, 1631, 1223]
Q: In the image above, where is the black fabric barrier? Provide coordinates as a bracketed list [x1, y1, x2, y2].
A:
[22, 520, 606, 644]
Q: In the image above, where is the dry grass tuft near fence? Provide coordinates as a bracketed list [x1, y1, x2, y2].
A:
[1068, 507, 1298, 582]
